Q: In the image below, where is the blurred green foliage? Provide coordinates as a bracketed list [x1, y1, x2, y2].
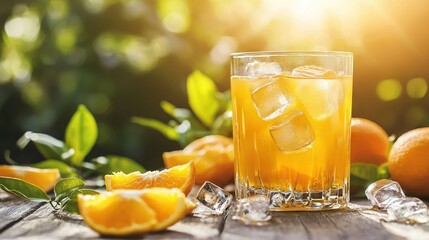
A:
[0, 0, 428, 171]
[0, 0, 230, 170]
[15, 104, 145, 179]
[132, 70, 232, 147]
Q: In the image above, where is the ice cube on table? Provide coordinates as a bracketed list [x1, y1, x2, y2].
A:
[386, 197, 429, 220]
[233, 195, 272, 225]
[291, 65, 337, 78]
[193, 181, 233, 216]
[269, 110, 315, 152]
[251, 79, 291, 121]
[365, 179, 406, 209]
[246, 61, 282, 78]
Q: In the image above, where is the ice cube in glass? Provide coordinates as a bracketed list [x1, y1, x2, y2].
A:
[251, 79, 291, 121]
[365, 179, 405, 209]
[291, 65, 337, 78]
[269, 110, 315, 152]
[193, 181, 233, 215]
[246, 61, 282, 78]
[291, 65, 343, 119]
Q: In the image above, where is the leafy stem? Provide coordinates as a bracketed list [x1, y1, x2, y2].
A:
[10, 104, 146, 181]
[133, 70, 232, 147]
[0, 176, 99, 214]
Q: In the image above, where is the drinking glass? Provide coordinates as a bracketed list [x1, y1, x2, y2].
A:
[230, 51, 353, 211]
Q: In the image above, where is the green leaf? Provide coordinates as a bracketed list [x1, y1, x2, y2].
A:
[216, 90, 232, 112]
[92, 155, 146, 175]
[187, 70, 220, 127]
[54, 177, 85, 198]
[160, 101, 191, 122]
[0, 177, 50, 201]
[351, 163, 392, 196]
[75, 188, 99, 196]
[160, 101, 206, 130]
[378, 162, 391, 179]
[65, 105, 98, 166]
[62, 188, 99, 214]
[62, 199, 78, 214]
[176, 127, 211, 147]
[32, 160, 78, 178]
[350, 163, 380, 183]
[131, 117, 179, 141]
[211, 110, 233, 136]
[17, 132, 72, 161]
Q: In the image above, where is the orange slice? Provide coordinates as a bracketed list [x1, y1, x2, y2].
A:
[140, 188, 194, 231]
[78, 188, 195, 236]
[163, 135, 234, 187]
[104, 162, 195, 195]
[0, 165, 60, 192]
[78, 190, 157, 236]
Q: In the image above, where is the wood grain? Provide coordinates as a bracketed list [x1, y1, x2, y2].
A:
[1, 190, 423, 240]
[221, 200, 405, 240]
[0, 192, 45, 232]
[0, 190, 225, 239]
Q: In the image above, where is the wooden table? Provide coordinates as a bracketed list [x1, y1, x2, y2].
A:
[1, 190, 428, 240]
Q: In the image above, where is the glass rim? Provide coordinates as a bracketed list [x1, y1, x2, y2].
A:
[231, 50, 353, 58]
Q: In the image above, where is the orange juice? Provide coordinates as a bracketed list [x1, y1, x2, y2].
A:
[231, 52, 352, 211]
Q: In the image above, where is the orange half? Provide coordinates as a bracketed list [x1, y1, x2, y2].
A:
[163, 135, 234, 187]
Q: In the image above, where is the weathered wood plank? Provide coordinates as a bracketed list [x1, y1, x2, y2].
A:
[146, 215, 226, 239]
[0, 203, 98, 239]
[0, 192, 45, 231]
[4, 187, 427, 240]
[1, 202, 225, 239]
[0, 187, 226, 239]
[221, 199, 406, 240]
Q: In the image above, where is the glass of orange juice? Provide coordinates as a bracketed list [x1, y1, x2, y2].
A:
[231, 51, 353, 211]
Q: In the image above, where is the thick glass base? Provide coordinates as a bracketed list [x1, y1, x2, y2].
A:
[236, 185, 349, 211]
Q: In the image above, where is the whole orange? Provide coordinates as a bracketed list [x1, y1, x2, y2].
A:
[351, 118, 390, 165]
[388, 127, 429, 198]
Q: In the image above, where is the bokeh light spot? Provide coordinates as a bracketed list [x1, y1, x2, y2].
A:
[4, 10, 40, 42]
[83, 0, 105, 14]
[55, 26, 79, 53]
[123, 0, 146, 18]
[406, 77, 427, 99]
[47, 0, 69, 20]
[158, 0, 190, 33]
[163, 12, 189, 33]
[210, 36, 237, 65]
[376, 79, 402, 101]
[0, 50, 31, 83]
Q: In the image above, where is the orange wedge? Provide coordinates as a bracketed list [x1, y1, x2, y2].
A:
[78, 190, 157, 236]
[0, 165, 60, 192]
[104, 162, 195, 195]
[163, 135, 234, 187]
[140, 188, 194, 231]
[78, 188, 195, 236]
